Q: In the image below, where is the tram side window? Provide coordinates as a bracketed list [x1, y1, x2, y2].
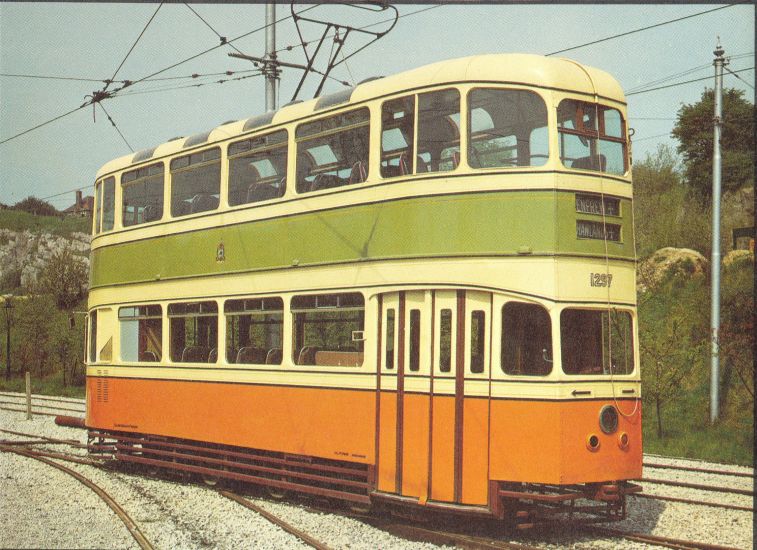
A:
[381, 97, 415, 177]
[409, 309, 420, 372]
[88, 310, 98, 362]
[101, 176, 116, 232]
[228, 130, 288, 206]
[122, 163, 164, 226]
[385, 309, 395, 369]
[439, 308, 452, 373]
[119, 305, 162, 362]
[170, 147, 221, 217]
[468, 89, 548, 168]
[292, 293, 364, 367]
[501, 302, 552, 376]
[296, 109, 370, 194]
[417, 89, 460, 173]
[557, 100, 627, 176]
[168, 301, 218, 363]
[470, 310, 485, 373]
[225, 297, 283, 365]
[561, 309, 634, 375]
[93, 181, 102, 234]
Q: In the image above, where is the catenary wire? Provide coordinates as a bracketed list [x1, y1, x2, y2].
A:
[97, 103, 134, 152]
[0, 105, 88, 146]
[107, 3, 163, 88]
[626, 66, 754, 96]
[0, 73, 126, 84]
[183, 3, 247, 57]
[116, 71, 264, 97]
[724, 65, 755, 90]
[545, 2, 745, 56]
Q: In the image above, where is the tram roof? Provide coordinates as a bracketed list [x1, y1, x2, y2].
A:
[96, 53, 625, 179]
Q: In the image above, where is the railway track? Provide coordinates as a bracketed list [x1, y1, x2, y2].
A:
[585, 526, 744, 550]
[0, 443, 153, 550]
[0, 392, 85, 418]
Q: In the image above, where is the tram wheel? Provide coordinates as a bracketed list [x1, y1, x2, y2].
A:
[265, 484, 288, 500]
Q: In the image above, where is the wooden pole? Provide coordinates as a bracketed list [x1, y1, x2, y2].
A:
[25, 371, 32, 420]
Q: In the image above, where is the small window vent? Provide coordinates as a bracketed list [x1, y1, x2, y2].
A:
[243, 112, 276, 132]
[315, 87, 355, 111]
[183, 130, 213, 148]
[132, 147, 157, 163]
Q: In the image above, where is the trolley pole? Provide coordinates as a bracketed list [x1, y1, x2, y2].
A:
[264, 2, 278, 112]
[710, 39, 726, 424]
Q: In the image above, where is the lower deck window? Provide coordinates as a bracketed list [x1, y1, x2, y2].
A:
[501, 302, 552, 376]
[225, 297, 283, 365]
[561, 309, 634, 375]
[119, 305, 162, 362]
[168, 301, 218, 363]
[292, 293, 364, 367]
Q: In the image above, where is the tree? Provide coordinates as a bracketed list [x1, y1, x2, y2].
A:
[671, 88, 754, 198]
[35, 246, 88, 310]
[13, 196, 58, 217]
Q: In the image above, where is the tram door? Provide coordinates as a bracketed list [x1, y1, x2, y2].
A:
[377, 290, 491, 506]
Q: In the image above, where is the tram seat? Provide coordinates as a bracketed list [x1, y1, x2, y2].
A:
[349, 161, 367, 184]
[236, 346, 267, 364]
[247, 184, 281, 202]
[143, 204, 162, 222]
[190, 193, 219, 213]
[297, 346, 319, 365]
[310, 174, 344, 192]
[266, 348, 283, 365]
[139, 350, 158, 362]
[571, 154, 606, 171]
[314, 350, 364, 367]
[398, 152, 429, 174]
[181, 346, 210, 362]
[207, 348, 218, 363]
[452, 151, 460, 169]
[416, 155, 429, 173]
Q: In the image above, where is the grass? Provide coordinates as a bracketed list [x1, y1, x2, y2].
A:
[642, 399, 754, 466]
[0, 372, 85, 399]
[0, 209, 91, 236]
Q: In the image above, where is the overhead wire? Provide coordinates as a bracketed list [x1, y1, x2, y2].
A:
[0, 73, 126, 84]
[116, 71, 264, 97]
[626, 66, 753, 96]
[97, 103, 134, 152]
[107, 3, 163, 89]
[0, 104, 88, 146]
[546, 2, 745, 56]
[183, 3, 247, 57]
[724, 65, 754, 90]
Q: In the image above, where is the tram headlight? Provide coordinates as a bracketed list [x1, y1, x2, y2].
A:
[599, 405, 619, 434]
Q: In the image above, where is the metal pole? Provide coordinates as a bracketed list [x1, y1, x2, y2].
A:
[264, 3, 277, 111]
[25, 371, 32, 420]
[4, 299, 10, 381]
[710, 39, 725, 424]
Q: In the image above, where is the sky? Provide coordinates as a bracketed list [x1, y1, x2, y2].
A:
[0, 2, 754, 209]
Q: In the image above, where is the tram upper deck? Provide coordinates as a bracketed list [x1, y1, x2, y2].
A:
[89, 53, 634, 297]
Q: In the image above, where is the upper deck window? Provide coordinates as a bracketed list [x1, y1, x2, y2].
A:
[418, 89, 460, 173]
[170, 147, 221, 217]
[468, 89, 548, 168]
[228, 130, 288, 206]
[93, 181, 101, 234]
[557, 100, 627, 176]
[122, 163, 164, 226]
[381, 97, 415, 177]
[101, 176, 116, 232]
[561, 309, 634, 375]
[295, 108, 369, 193]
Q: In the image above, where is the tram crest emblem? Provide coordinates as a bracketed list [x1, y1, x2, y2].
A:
[216, 243, 225, 262]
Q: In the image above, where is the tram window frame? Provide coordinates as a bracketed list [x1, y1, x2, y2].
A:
[469, 310, 486, 374]
[225, 297, 284, 365]
[295, 108, 370, 194]
[169, 147, 221, 218]
[291, 293, 365, 367]
[168, 301, 219, 364]
[228, 130, 288, 206]
[557, 99, 627, 176]
[93, 180, 102, 234]
[380, 96, 415, 178]
[439, 308, 453, 373]
[417, 88, 461, 174]
[88, 310, 98, 362]
[467, 88, 549, 169]
[121, 163, 165, 227]
[408, 309, 421, 372]
[385, 308, 396, 370]
[501, 302, 553, 376]
[101, 176, 116, 233]
[560, 308, 634, 376]
[118, 305, 162, 363]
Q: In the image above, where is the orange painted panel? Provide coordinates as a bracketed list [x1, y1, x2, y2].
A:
[489, 399, 642, 484]
[377, 391, 397, 492]
[86, 377, 374, 464]
[430, 395, 455, 502]
[461, 398, 489, 505]
[401, 393, 430, 499]
[560, 399, 642, 484]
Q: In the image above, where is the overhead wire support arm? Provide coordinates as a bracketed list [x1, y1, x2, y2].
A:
[289, 2, 398, 101]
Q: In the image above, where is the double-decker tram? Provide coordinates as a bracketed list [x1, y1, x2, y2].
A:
[86, 53, 641, 524]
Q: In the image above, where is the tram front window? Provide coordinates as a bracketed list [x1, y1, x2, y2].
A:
[560, 309, 634, 375]
[501, 302, 552, 376]
[468, 89, 548, 168]
[557, 100, 627, 175]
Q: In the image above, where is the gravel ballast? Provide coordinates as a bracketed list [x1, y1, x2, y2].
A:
[0, 393, 753, 549]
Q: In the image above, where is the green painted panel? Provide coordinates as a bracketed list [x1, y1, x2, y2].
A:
[90, 191, 633, 288]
